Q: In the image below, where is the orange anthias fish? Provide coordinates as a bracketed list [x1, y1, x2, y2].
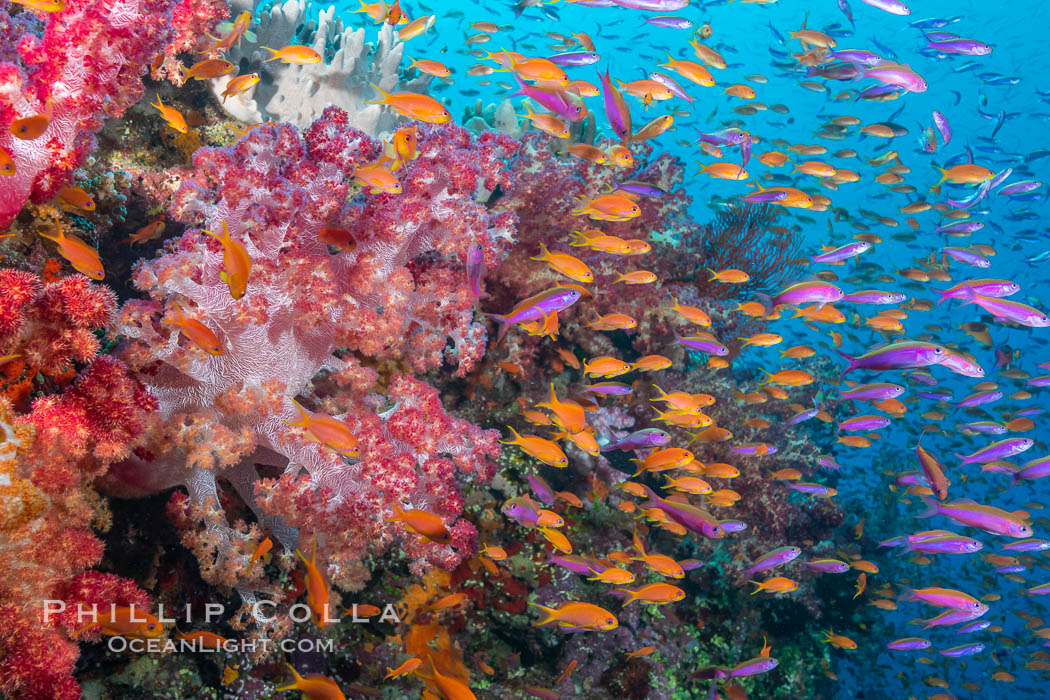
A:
[296, 542, 334, 626]
[366, 84, 451, 123]
[262, 45, 322, 64]
[385, 657, 422, 679]
[386, 504, 452, 544]
[283, 399, 361, 457]
[354, 162, 402, 194]
[38, 224, 104, 280]
[151, 93, 187, 133]
[500, 426, 568, 467]
[56, 185, 95, 211]
[183, 59, 235, 81]
[9, 104, 51, 140]
[202, 221, 251, 300]
[277, 663, 345, 699]
[11, 0, 64, 12]
[162, 302, 224, 355]
[201, 10, 255, 53]
[74, 605, 164, 639]
[615, 583, 686, 606]
[528, 601, 619, 631]
[220, 73, 260, 103]
[127, 218, 166, 245]
[246, 536, 272, 574]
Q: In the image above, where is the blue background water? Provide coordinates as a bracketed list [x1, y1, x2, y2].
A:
[310, 0, 1047, 695]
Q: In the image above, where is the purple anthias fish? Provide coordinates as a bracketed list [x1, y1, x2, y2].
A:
[527, 474, 555, 506]
[1028, 375, 1050, 387]
[958, 620, 991, 634]
[806, 559, 851, 574]
[1030, 583, 1050, 595]
[865, 62, 928, 92]
[940, 349, 985, 378]
[611, 0, 688, 9]
[644, 16, 694, 29]
[918, 496, 1033, 538]
[817, 456, 841, 471]
[937, 220, 984, 234]
[731, 443, 778, 455]
[927, 37, 992, 56]
[616, 180, 666, 198]
[839, 415, 891, 431]
[887, 638, 931, 651]
[1002, 539, 1050, 552]
[901, 587, 987, 614]
[547, 553, 609, 576]
[729, 657, 778, 678]
[941, 247, 989, 268]
[811, 241, 871, 265]
[786, 407, 819, 425]
[860, 0, 910, 15]
[648, 71, 693, 103]
[721, 520, 747, 532]
[639, 485, 724, 539]
[859, 84, 902, 100]
[741, 190, 788, 203]
[598, 68, 631, 140]
[739, 546, 800, 580]
[466, 243, 485, 300]
[697, 127, 750, 147]
[1017, 407, 1045, 416]
[842, 290, 907, 304]
[584, 382, 632, 396]
[501, 495, 544, 528]
[955, 437, 1033, 466]
[947, 179, 991, 209]
[675, 334, 729, 356]
[1015, 456, 1050, 484]
[959, 284, 1050, 327]
[789, 483, 834, 496]
[546, 51, 600, 66]
[835, 341, 947, 376]
[917, 390, 953, 401]
[920, 609, 986, 629]
[959, 421, 1006, 434]
[955, 390, 1001, 408]
[487, 286, 583, 343]
[757, 280, 844, 317]
[906, 371, 937, 386]
[839, 382, 905, 401]
[879, 530, 982, 554]
[600, 428, 671, 452]
[1000, 180, 1043, 196]
[932, 110, 951, 145]
[510, 75, 584, 123]
[831, 49, 883, 66]
[940, 643, 985, 657]
[936, 279, 1019, 305]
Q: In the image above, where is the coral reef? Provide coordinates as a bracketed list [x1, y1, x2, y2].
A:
[209, 0, 431, 133]
[0, 0, 177, 230]
[0, 268, 156, 698]
[109, 108, 513, 598]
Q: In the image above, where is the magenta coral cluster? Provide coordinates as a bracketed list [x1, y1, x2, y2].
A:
[0, 270, 156, 700]
[111, 107, 512, 592]
[0, 0, 178, 229]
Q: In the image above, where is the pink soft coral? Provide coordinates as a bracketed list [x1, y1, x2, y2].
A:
[113, 108, 513, 591]
[0, 0, 178, 229]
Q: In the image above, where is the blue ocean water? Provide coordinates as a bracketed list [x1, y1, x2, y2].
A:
[320, 0, 1044, 695]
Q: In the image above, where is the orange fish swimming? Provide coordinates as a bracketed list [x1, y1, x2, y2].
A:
[367, 84, 451, 123]
[38, 224, 104, 280]
[277, 664, 345, 699]
[151, 93, 187, 133]
[162, 302, 224, 355]
[202, 221, 251, 300]
[386, 504, 452, 544]
[283, 399, 360, 457]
